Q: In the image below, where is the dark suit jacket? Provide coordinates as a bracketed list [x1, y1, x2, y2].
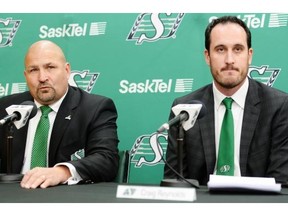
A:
[0, 86, 119, 183]
[164, 78, 288, 185]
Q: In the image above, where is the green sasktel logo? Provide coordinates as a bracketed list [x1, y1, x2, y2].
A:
[39, 22, 107, 38]
[119, 79, 194, 94]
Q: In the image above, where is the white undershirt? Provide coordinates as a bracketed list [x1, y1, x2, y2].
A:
[213, 77, 249, 176]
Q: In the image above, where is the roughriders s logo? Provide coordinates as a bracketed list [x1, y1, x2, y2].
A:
[0, 18, 21, 48]
[69, 70, 100, 93]
[248, 65, 281, 87]
[127, 13, 185, 45]
[130, 132, 168, 168]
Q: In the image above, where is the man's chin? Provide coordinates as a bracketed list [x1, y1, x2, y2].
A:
[37, 94, 55, 104]
[217, 77, 240, 89]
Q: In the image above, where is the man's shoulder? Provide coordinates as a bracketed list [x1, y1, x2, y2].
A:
[0, 91, 32, 106]
[69, 86, 114, 104]
[249, 78, 288, 97]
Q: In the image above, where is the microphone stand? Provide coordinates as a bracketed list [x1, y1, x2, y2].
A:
[161, 124, 199, 188]
[0, 122, 23, 183]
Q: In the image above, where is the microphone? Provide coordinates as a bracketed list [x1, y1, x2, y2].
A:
[157, 100, 206, 133]
[0, 101, 37, 129]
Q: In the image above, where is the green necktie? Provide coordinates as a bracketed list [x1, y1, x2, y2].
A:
[216, 97, 234, 176]
[31, 106, 52, 169]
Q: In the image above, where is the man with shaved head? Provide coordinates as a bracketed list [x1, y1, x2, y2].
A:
[0, 40, 119, 189]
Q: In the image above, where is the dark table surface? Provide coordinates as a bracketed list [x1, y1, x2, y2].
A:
[1, 182, 288, 203]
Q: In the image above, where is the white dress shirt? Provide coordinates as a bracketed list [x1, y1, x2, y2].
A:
[21, 90, 82, 185]
[213, 77, 249, 176]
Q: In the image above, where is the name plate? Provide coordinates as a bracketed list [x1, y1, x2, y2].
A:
[116, 185, 196, 202]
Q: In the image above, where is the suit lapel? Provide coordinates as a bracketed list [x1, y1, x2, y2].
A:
[239, 79, 261, 175]
[198, 86, 217, 174]
[48, 86, 79, 165]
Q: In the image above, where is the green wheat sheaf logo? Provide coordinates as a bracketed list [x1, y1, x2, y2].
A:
[248, 65, 280, 87]
[127, 13, 185, 45]
[0, 18, 21, 48]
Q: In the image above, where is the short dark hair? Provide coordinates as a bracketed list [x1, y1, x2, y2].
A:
[205, 16, 252, 51]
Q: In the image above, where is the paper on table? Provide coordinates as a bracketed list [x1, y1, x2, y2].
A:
[207, 175, 282, 193]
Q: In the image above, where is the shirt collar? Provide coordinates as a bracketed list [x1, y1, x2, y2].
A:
[213, 77, 249, 110]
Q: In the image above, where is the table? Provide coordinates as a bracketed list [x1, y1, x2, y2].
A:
[0, 182, 288, 203]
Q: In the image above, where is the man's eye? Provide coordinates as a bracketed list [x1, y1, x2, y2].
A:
[47, 66, 56, 70]
[235, 47, 243, 52]
[29, 68, 38, 73]
[217, 48, 224, 52]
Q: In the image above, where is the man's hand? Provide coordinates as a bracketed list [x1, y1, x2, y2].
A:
[20, 166, 71, 189]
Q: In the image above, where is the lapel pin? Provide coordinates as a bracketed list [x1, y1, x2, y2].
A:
[65, 115, 71, 120]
